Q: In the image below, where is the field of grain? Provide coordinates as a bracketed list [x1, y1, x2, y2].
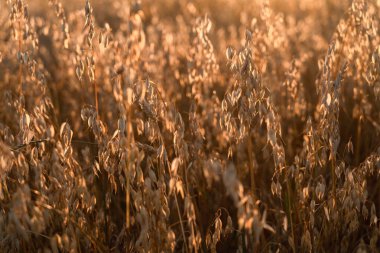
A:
[0, 0, 380, 252]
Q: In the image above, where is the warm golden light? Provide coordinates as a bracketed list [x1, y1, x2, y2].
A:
[0, 0, 379, 252]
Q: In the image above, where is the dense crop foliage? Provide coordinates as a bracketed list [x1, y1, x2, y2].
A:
[0, 0, 380, 252]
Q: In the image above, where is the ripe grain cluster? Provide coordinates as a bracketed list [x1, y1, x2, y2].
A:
[0, 0, 380, 252]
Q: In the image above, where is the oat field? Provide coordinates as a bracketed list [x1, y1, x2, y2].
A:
[0, 0, 380, 252]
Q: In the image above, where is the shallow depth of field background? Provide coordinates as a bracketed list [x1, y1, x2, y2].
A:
[0, 0, 380, 252]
